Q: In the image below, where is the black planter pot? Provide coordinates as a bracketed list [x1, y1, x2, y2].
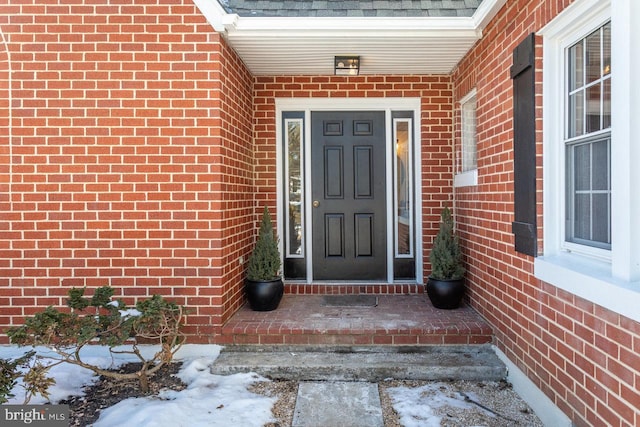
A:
[426, 277, 465, 309]
[245, 278, 284, 311]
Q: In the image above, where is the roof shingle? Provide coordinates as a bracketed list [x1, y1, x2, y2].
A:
[218, 0, 482, 17]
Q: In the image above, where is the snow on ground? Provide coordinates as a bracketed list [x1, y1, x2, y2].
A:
[1, 345, 275, 426]
[94, 358, 275, 427]
[1, 345, 483, 427]
[386, 383, 479, 427]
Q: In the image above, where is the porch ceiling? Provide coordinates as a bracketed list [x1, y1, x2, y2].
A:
[193, 0, 507, 76]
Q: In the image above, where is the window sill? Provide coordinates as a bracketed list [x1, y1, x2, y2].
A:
[535, 253, 640, 323]
[454, 169, 478, 187]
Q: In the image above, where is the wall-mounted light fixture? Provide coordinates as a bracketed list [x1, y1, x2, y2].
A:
[334, 56, 360, 75]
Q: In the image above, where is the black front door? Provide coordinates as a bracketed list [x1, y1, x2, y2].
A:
[311, 111, 387, 280]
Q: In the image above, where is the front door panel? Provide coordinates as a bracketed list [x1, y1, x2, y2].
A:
[311, 111, 386, 280]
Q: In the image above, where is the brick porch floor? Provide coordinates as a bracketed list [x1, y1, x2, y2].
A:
[216, 292, 493, 346]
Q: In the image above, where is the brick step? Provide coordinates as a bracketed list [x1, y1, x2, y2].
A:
[216, 294, 493, 346]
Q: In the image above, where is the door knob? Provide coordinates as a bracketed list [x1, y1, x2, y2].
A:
[313, 200, 320, 208]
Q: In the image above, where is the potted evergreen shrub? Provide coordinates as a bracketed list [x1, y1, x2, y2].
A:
[245, 206, 284, 311]
[426, 206, 466, 309]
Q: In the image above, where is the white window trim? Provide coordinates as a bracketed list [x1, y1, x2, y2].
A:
[455, 88, 478, 187]
[538, 0, 640, 323]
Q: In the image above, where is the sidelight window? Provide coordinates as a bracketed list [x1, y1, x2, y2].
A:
[394, 118, 413, 257]
[285, 118, 304, 257]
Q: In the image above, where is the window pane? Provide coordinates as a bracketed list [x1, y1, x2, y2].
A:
[286, 119, 303, 256]
[574, 144, 590, 191]
[603, 77, 611, 129]
[586, 83, 601, 133]
[574, 194, 591, 240]
[603, 22, 611, 76]
[592, 193, 610, 244]
[568, 91, 584, 138]
[592, 138, 609, 191]
[567, 22, 610, 140]
[461, 95, 477, 172]
[395, 119, 412, 256]
[568, 42, 584, 91]
[585, 28, 601, 83]
[566, 135, 611, 248]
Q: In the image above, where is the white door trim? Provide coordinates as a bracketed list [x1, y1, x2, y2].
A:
[275, 98, 423, 284]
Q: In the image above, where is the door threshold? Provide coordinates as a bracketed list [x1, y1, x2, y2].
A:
[284, 280, 419, 284]
[283, 281, 423, 295]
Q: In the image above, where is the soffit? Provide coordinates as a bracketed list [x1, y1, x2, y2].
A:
[193, 0, 506, 75]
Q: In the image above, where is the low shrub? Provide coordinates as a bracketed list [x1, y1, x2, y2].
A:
[7, 286, 186, 393]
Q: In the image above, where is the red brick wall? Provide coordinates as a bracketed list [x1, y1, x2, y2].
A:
[253, 75, 455, 279]
[452, 0, 640, 425]
[0, 0, 254, 343]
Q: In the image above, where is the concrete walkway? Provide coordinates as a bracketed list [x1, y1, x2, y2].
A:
[293, 382, 383, 427]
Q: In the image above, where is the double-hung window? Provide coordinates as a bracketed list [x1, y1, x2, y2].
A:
[565, 22, 611, 252]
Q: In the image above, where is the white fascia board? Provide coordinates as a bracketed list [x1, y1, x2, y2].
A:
[472, 0, 508, 30]
[191, 0, 228, 32]
[223, 16, 480, 40]
[224, 16, 477, 32]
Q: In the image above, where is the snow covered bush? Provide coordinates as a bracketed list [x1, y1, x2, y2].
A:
[7, 286, 186, 392]
[0, 350, 54, 404]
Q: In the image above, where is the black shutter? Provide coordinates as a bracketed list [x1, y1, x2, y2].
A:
[510, 33, 537, 257]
